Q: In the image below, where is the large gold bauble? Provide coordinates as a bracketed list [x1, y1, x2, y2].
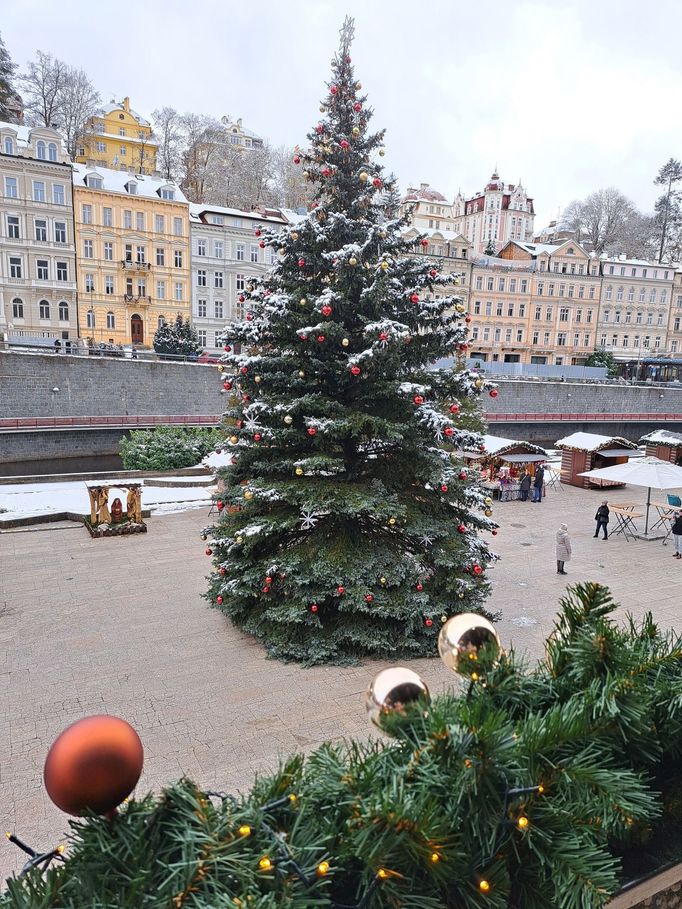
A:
[484, 496, 493, 506]
[379, 576, 387, 585]
[438, 614, 501, 674]
[474, 378, 484, 389]
[341, 338, 349, 347]
[378, 148, 386, 157]
[235, 535, 244, 544]
[380, 261, 389, 271]
[244, 490, 254, 500]
[291, 232, 299, 241]
[365, 667, 430, 734]
[295, 467, 304, 476]
[455, 303, 466, 313]
[349, 256, 357, 266]
[246, 284, 254, 292]
[352, 127, 361, 137]
[298, 370, 305, 378]
[230, 435, 238, 444]
[217, 365, 224, 373]
[359, 171, 369, 182]
[355, 81, 362, 90]
[254, 375, 261, 383]
[484, 508, 493, 517]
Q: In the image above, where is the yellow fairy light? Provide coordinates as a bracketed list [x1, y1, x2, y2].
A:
[388, 517, 396, 525]
[468, 652, 477, 661]
[289, 793, 298, 804]
[379, 261, 389, 271]
[238, 824, 251, 837]
[4, 833, 10, 840]
[316, 861, 330, 876]
[56, 844, 65, 854]
[464, 759, 472, 768]
[258, 856, 273, 871]
[377, 868, 388, 880]
[295, 467, 304, 476]
[299, 298, 307, 306]
[471, 672, 479, 682]
[379, 576, 387, 584]
[538, 784, 545, 794]
[479, 879, 491, 892]
[517, 815, 529, 829]
[430, 852, 441, 863]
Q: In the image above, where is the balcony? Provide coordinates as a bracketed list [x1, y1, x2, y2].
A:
[123, 294, 151, 305]
[121, 260, 151, 271]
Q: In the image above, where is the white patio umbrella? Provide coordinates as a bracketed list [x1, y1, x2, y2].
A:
[578, 456, 682, 535]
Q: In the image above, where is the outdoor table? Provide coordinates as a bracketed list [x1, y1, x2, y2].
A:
[650, 503, 676, 541]
[545, 468, 562, 491]
[610, 507, 643, 542]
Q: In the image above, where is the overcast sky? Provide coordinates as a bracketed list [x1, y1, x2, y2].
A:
[3, 0, 681, 227]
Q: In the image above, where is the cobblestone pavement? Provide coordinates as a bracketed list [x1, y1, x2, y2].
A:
[1, 482, 680, 883]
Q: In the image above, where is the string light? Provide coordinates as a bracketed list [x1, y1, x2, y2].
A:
[289, 793, 298, 804]
[238, 825, 251, 837]
[258, 856, 273, 871]
[479, 879, 491, 892]
[56, 844, 65, 855]
[538, 784, 545, 794]
[377, 868, 388, 879]
[316, 860, 330, 876]
[517, 815, 529, 829]
[430, 852, 441, 863]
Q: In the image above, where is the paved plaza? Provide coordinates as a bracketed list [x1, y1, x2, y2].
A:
[1, 481, 681, 883]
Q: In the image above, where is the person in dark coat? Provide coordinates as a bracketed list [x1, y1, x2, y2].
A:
[672, 511, 682, 559]
[594, 500, 609, 540]
[532, 465, 545, 502]
[519, 470, 532, 501]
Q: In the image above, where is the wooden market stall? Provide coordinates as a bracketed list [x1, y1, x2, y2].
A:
[462, 434, 549, 500]
[556, 432, 638, 489]
[639, 429, 682, 466]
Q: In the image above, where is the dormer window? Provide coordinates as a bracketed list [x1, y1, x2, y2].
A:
[126, 181, 138, 195]
[36, 140, 46, 159]
[159, 187, 175, 200]
[3, 137, 13, 155]
[86, 175, 103, 189]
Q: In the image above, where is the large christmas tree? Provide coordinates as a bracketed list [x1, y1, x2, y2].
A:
[206, 20, 496, 664]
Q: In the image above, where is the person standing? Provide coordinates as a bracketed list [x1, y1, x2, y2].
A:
[672, 511, 682, 559]
[594, 500, 610, 540]
[532, 464, 545, 502]
[556, 523, 571, 574]
[519, 470, 532, 502]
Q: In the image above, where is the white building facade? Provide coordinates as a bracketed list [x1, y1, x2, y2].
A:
[0, 122, 78, 344]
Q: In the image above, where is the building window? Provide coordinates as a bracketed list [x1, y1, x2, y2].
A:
[622, 335, 629, 348]
[519, 303, 526, 317]
[643, 336, 650, 348]
[157, 280, 166, 299]
[3, 136, 12, 154]
[124, 243, 133, 262]
[236, 273, 245, 291]
[475, 276, 483, 290]
[214, 240, 224, 257]
[603, 311, 610, 323]
[568, 285, 574, 298]
[137, 278, 146, 297]
[104, 241, 113, 260]
[532, 330, 539, 345]
[588, 286, 595, 300]
[494, 328, 501, 342]
[7, 215, 19, 238]
[661, 290, 667, 304]
[83, 239, 93, 258]
[627, 286, 634, 302]
[34, 181, 49, 204]
[647, 312, 653, 325]
[545, 306, 552, 321]
[174, 250, 183, 267]
[214, 271, 224, 288]
[584, 334, 590, 347]
[84, 309, 95, 329]
[38, 299, 50, 319]
[56, 261, 67, 281]
[605, 285, 612, 300]
[5, 176, 18, 198]
[625, 311, 632, 323]
[136, 245, 146, 263]
[634, 336, 640, 348]
[157, 315, 166, 329]
[236, 243, 245, 261]
[639, 287, 646, 303]
[573, 332, 580, 347]
[82, 203, 92, 224]
[614, 311, 621, 323]
[85, 273, 95, 292]
[124, 210, 132, 229]
[548, 283, 555, 296]
[99, 206, 112, 227]
[543, 331, 551, 345]
[250, 245, 259, 262]
[197, 330, 207, 346]
[156, 248, 165, 266]
[174, 282, 182, 301]
[611, 333, 618, 347]
[505, 328, 512, 342]
[534, 305, 541, 320]
[473, 300, 481, 315]
[657, 312, 665, 326]
[197, 299, 207, 317]
[496, 302, 503, 317]
[126, 277, 133, 296]
[96, 141, 106, 152]
[9, 256, 22, 278]
[197, 269, 206, 286]
[559, 307, 569, 322]
[58, 301, 68, 321]
[471, 326, 479, 340]
[649, 288, 656, 303]
[575, 309, 582, 323]
[615, 286, 623, 302]
[557, 332, 567, 346]
[173, 217, 183, 236]
[160, 188, 175, 200]
[103, 311, 114, 330]
[483, 327, 490, 341]
[53, 184, 65, 205]
[214, 300, 223, 318]
[36, 140, 46, 159]
[509, 278, 517, 292]
[486, 277, 493, 291]
[87, 176, 103, 189]
[12, 297, 24, 318]
[559, 283, 565, 296]
[516, 329, 523, 342]
[37, 259, 49, 280]
[197, 239, 207, 256]
[507, 303, 514, 317]
[136, 212, 144, 231]
[105, 276, 114, 295]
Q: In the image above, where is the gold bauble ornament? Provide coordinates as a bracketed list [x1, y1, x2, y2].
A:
[235, 535, 244, 544]
[298, 370, 305, 378]
[484, 496, 493, 506]
[230, 435, 238, 444]
[244, 490, 254, 500]
[455, 303, 466, 313]
[379, 261, 389, 271]
[475, 378, 483, 389]
[299, 298, 307, 306]
[378, 230, 387, 239]
[355, 81, 362, 89]
[349, 256, 357, 266]
[485, 509, 493, 517]
[438, 614, 501, 675]
[458, 592, 465, 599]
[291, 232, 299, 241]
[378, 148, 386, 157]
[302, 171, 310, 179]
[319, 105, 326, 113]
[359, 170, 369, 182]
[246, 284, 254, 292]
[341, 338, 349, 347]
[388, 517, 396, 525]
[217, 365, 224, 372]
[284, 415, 293, 425]
[352, 127, 361, 137]
[254, 375, 261, 383]
[295, 467, 304, 476]
[365, 667, 430, 734]
[379, 576, 387, 585]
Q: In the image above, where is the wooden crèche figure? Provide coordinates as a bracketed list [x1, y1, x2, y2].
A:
[88, 486, 112, 526]
[126, 486, 142, 523]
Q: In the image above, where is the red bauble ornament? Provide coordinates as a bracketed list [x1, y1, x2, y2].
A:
[413, 395, 424, 405]
[307, 427, 317, 436]
[44, 716, 143, 816]
[259, 240, 265, 248]
[253, 433, 262, 441]
[293, 155, 301, 164]
[262, 585, 270, 593]
[354, 102, 362, 112]
[223, 381, 232, 390]
[224, 345, 232, 353]
[440, 484, 448, 493]
[340, 139, 349, 149]
[321, 304, 332, 316]
[479, 444, 486, 452]
[416, 582, 423, 591]
[459, 471, 467, 480]
[330, 86, 338, 95]
[372, 178, 382, 188]
[425, 618, 433, 627]
[205, 547, 212, 555]
[420, 238, 428, 248]
[459, 343, 468, 352]
[216, 595, 223, 605]
[217, 500, 224, 510]
[298, 258, 306, 267]
[444, 427, 454, 437]
[242, 394, 250, 402]
[457, 524, 466, 533]
[379, 331, 388, 341]
[489, 389, 498, 398]
[317, 334, 326, 343]
[265, 576, 273, 585]
[240, 366, 248, 374]
[322, 167, 331, 177]
[236, 420, 244, 428]
[465, 315, 472, 323]
[337, 585, 345, 595]
[492, 529, 498, 536]
[300, 334, 308, 341]
[473, 565, 483, 576]
[255, 228, 262, 236]
[364, 594, 373, 603]
[410, 293, 420, 303]
[239, 294, 245, 302]
[245, 314, 253, 322]
[315, 124, 325, 133]
[350, 365, 361, 376]
[311, 603, 318, 613]
[219, 567, 226, 575]
[429, 269, 437, 278]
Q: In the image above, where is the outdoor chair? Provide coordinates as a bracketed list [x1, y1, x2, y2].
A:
[667, 494, 681, 507]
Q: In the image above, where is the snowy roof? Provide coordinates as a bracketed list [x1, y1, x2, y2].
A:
[472, 254, 533, 270]
[474, 434, 548, 458]
[97, 100, 151, 127]
[510, 241, 560, 256]
[556, 432, 637, 453]
[189, 203, 286, 224]
[639, 429, 682, 446]
[402, 185, 448, 203]
[0, 120, 64, 152]
[602, 255, 667, 267]
[72, 163, 187, 202]
[221, 118, 263, 140]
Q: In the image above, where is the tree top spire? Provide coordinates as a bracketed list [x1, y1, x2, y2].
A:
[338, 16, 355, 57]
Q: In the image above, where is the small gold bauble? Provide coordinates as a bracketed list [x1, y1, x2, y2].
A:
[254, 375, 261, 383]
[291, 232, 299, 241]
[455, 303, 466, 313]
[295, 467, 304, 476]
[485, 509, 493, 517]
[349, 256, 357, 266]
[246, 284, 254, 292]
[379, 576, 387, 585]
[352, 127, 361, 137]
[388, 517, 396, 525]
[378, 230, 387, 239]
[299, 298, 307, 306]
[458, 592, 465, 599]
[302, 171, 309, 179]
[484, 496, 493, 506]
[365, 667, 430, 734]
[341, 338, 349, 347]
[284, 415, 293, 425]
[230, 435, 238, 444]
[235, 535, 244, 544]
[298, 370, 305, 378]
[319, 105, 326, 113]
[244, 490, 254, 500]
[378, 147, 386, 156]
[217, 365, 224, 372]
[475, 378, 483, 389]
[359, 170, 368, 181]
[380, 261, 389, 271]
[438, 614, 501, 675]
[355, 81, 362, 89]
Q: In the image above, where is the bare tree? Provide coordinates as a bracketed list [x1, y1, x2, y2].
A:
[269, 144, 315, 210]
[653, 158, 682, 262]
[152, 106, 183, 181]
[58, 66, 100, 157]
[20, 51, 67, 127]
[561, 188, 637, 255]
[179, 113, 223, 202]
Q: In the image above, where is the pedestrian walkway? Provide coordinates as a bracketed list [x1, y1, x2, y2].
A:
[0, 482, 680, 883]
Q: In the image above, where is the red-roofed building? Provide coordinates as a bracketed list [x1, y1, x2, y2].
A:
[457, 171, 535, 256]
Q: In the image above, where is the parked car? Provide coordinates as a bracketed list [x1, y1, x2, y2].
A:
[198, 352, 221, 364]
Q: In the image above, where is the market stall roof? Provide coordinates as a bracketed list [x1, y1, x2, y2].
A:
[555, 432, 637, 453]
[639, 429, 682, 445]
[464, 434, 548, 459]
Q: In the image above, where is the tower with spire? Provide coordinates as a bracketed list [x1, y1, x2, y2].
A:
[460, 170, 535, 257]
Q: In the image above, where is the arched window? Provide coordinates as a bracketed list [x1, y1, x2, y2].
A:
[39, 299, 50, 319]
[48, 142, 58, 161]
[157, 315, 166, 328]
[106, 311, 115, 329]
[616, 286, 624, 301]
[12, 297, 24, 319]
[605, 285, 613, 300]
[650, 288, 657, 303]
[86, 309, 95, 329]
[58, 301, 69, 321]
[36, 140, 46, 159]
[3, 137, 13, 155]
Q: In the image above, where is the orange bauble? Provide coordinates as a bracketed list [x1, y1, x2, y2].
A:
[44, 715, 143, 815]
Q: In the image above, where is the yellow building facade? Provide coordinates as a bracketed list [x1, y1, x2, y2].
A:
[76, 97, 157, 174]
[72, 164, 189, 348]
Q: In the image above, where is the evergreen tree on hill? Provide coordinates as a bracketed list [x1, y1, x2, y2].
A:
[153, 313, 202, 359]
[0, 33, 18, 122]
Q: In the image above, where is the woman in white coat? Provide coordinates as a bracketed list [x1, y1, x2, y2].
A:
[556, 523, 571, 575]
